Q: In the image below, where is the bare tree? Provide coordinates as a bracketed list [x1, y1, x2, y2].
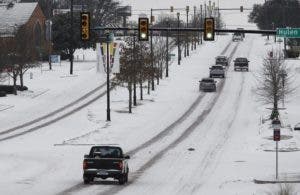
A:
[14, 25, 39, 88]
[255, 50, 295, 119]
[116, 36, 151, 113]
[152, 35, 176, 83]
[0, 36, 20, 95]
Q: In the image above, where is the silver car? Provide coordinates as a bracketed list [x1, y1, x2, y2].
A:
[199, 78, 217, 92]
[209, 65, 225, 78]
[232, 33, 243, 41]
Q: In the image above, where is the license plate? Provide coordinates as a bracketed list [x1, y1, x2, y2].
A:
[97, 170, 108, 176]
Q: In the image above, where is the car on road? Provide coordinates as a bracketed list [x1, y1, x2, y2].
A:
[83, 145, 130, 185]
[209, 65, 225, 78]
[294, 123, 300, 130]
[234, 57, 249, 71]
[237, 28, 245, 38]
[199, 78, 217, 92]
[215, 55, 229, 66]
[232, 32, 243, 41]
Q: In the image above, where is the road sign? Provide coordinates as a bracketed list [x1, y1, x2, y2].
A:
[273, 129, 280, 141]
[50, 55, 61, 63]
[272, 118, 281, 129]
[276, 28, 300, 38]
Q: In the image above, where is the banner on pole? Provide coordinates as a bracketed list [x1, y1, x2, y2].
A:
[96, 41, 121, 74]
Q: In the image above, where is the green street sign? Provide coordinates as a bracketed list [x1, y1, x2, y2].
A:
[276, 28, 300, 38]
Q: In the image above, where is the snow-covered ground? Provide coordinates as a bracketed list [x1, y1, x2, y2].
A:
[1, 1, 300, 195]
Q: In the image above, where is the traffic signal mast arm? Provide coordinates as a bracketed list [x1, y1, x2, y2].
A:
[91, 26, 276, 35]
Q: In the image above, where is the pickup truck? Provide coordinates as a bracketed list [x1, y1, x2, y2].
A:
[83, 145, 130, 184]
[234, 57, 249, 71]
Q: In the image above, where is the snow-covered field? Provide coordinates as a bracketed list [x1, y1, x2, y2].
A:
[1, 0, 300, 195]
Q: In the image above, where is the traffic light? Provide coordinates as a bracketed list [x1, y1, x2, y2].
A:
[170, 6, 174, 12]
[81, 12, 90, 41]
[138, 18, 149, 41]
[203, 17, 215, 41]
[240, 6, 243, 12]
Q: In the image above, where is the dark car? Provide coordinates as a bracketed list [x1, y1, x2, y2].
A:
[215, 55, 229, 66]
[294, 123, 300, 130]
[210, 65, 225, 78]
[199, 78, 217, 92]
[237, 28, 245, 38]
[234, 57, 249, 71]
[83, 145, 130, 184]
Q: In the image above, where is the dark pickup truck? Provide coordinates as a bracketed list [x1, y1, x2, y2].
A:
[234, 57, 249, 71]
[83, 145, 130, 184]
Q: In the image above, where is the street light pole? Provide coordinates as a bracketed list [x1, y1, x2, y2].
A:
[177, 12, 181, 65]
[106, 33, 111, 121]
[200, 4, 203, 44]
[186, 6, 189, 57]
[70, 0, 74, 75]
[193, 6, 196, 50]
[166, 20, 169, 77]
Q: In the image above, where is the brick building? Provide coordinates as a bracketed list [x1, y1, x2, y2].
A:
[0, 2, 48, 52]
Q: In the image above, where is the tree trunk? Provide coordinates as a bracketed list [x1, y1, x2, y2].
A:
[140, 78, 143, 100]
[133, 76, 137, 106]
[156, 66, 159, 85]
[128, 82, 132, 113]
[13, 71, 17, 95]
[19, 72, 24, 88]
[160, 62, 163, 79]
[147, 78, 151, 95]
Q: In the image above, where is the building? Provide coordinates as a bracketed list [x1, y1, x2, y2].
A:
[0, 2, 48, 52]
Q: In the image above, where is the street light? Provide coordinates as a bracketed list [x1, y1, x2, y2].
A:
[177, 12, 181, 65]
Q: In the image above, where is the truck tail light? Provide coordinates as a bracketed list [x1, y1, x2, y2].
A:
[83, 160, 87, 169]
[118, 162, 123, 170]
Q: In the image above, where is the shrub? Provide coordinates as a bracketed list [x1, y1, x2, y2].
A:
[0, 85, 28, 94]
[285, 49, 299, 58]
[0, 91, 6, 97]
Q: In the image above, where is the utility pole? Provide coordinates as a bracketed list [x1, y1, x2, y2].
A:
[70, 0, 74, 75]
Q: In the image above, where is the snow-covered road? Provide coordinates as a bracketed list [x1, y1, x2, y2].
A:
[1, 31, 300, 195]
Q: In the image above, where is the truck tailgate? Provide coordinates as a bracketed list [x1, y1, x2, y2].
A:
[85, 158, 122, 170]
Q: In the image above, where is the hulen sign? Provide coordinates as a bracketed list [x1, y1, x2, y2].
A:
[276, 28, 300, 38]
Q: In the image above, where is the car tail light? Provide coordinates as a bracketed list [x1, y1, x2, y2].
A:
[83, 160, 87, 169]
[118, 162, 123, 170]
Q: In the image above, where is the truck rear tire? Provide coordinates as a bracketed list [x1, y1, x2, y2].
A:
[118, 173, 128, 185]
[84, 178, 91, 184]
[118, 177, 126, 185]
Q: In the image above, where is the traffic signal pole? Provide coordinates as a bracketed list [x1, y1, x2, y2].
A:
[150, 9, 155, 91]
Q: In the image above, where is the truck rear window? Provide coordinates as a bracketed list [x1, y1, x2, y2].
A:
[91, 147, 122, 158]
